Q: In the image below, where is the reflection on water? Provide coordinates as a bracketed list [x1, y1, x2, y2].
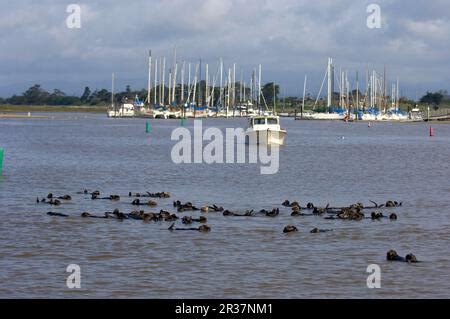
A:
[0, 114, 449, 298]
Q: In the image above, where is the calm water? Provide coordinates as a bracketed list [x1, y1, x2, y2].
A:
[0, 113, 449, 299]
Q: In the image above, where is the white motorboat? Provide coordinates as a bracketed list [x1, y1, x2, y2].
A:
[107, 103, 135, 118]
[409, 108, 423, 121]
[246, 115, 287, 146]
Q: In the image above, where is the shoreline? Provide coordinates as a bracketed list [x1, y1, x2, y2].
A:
[0, 105, 107, 113]
[1, 105, 449, 124]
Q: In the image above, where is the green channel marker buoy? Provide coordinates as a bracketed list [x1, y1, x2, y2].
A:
[146, 121, 150, 133]
[0, 148, 4, 176]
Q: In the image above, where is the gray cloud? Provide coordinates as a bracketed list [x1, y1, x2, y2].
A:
[1, 0, 449, 98]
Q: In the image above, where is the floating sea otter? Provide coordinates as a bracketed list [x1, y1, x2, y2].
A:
[371, 212, 385, 220]
[168, 223, 211, 232]
[201, 204, 224, 213]
[129, 192, 170, 198]
[105, 209, 128, 220]
[182, 216, 207, 224]
[310, 228, 333, 233]
[389, 213, 398, 220]
[47, 212, 69, 217]
[92, 194, 120, 201]
[174, 201, 200, 212]
[385, 201, 402, 208]
[282, 200, 301, 208]
[81, 212, 108, 219]
[283, 225, 298, 233]
[50, 194, 71, 200]
[222, 210, 254, 217]
[337, 208, 365, 221]
[258, 208, 280, 217]
[386, 250, 419, 263]
[132, 199, 157, 206]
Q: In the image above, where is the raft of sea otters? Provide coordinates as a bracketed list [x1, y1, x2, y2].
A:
[38, 190, 418, 262]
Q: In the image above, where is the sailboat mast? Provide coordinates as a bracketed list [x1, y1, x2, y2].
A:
[168, 70, 172, 106]
[198, 58, 202, 107]
[356, 71, 359, 111]
[396, 78, 400, 110]
[227, 68, 231, 117]
[327, 57, 333, 110]
[162, 57, 166, 106]
[383, 65, 387, 112]
[240, 69, 243, 103]
[219, 58, 223, 110]
[205, 63, 209, 108]
[258, 64, 262, 112]
[192, 63, 199, 117]
[302, 74, 307, 118]
[111, 72, 115, 115]
[273, 82, 276, 115]
[154, 58, 158, 105]
[181, 61, 185, 103]
[172, 47, 177, 104]
[172, 63, 178, 105]
[159, 57, 162, 106]
[147, 50, 152, 105]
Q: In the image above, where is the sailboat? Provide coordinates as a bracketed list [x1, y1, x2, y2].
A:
[302, 58, 347, 120]
[107, 73, 136, 118]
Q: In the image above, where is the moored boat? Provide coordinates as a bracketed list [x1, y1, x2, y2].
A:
[246, 115, 287, 146]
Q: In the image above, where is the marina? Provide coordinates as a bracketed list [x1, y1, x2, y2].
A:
[104, 53, 431, 123]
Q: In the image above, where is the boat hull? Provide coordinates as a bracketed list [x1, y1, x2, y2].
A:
[246, 129, 286, 146]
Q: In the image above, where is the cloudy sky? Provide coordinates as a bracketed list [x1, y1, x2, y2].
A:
[1, 0, 449, 98]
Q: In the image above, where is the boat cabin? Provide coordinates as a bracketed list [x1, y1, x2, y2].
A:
[248, 116, 281, 131]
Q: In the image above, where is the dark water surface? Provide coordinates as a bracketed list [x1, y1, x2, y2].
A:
[0, 113, 449, 298]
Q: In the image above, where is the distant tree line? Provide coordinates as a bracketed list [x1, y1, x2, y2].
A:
[0, 84, 449, 109]
[419, 90, 449, 110]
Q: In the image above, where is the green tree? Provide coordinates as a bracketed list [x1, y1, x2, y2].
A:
[22, 84, 50, 105]
[80, 86, 91, 104]
[261, 82, 280, 107]
[420, 91, 444, 107]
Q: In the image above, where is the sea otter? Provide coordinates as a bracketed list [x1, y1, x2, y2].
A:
[386, 201, 402, 208]
[105, 209, 128, 220]
[168, 223, 211, 232]
[283, 225, 298, 233]
[386, 250, 419, 263]
[337, 208, 364, 221]
[81, 212, 107, 219]
[223, 210, 254, 217]
[282, 200, 301, 208]
[92, 194, 120, 201]
[132, 199, 157, 206]
[47, 212, 69, 217]
[310, 228, 333, 234]
[371, 212, 385, 220]
[265, 208, 280, 217]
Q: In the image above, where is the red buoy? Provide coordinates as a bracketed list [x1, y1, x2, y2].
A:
[430, 126, 434, 137]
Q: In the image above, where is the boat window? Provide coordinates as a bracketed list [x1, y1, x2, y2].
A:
[254, 118, 266, 125]
[267, 118, 278, 125]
